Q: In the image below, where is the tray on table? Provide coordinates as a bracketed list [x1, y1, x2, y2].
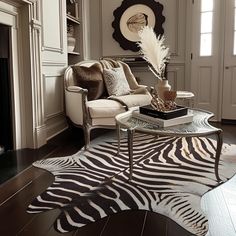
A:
[139, 105, 188, 120]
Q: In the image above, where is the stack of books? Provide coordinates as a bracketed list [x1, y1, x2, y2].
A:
[132, 105, 193, 127]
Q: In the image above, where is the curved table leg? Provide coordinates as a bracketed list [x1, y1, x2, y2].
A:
[128, 128, 135, 180]
[215, 130, 223, 182]
[116, 123, 121, 155]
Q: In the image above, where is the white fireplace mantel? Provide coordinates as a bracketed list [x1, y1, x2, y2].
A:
[0, 0, 47, 149]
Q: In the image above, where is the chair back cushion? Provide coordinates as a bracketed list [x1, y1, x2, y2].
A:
[100, 59, 140, 90]
[72, 62, 105, 100]
[64, 59, 143, 101]
[103, 67, 131, 96]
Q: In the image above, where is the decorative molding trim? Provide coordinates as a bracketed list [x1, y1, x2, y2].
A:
[168, 62, 185, 65]
[0, 4, 18, 28]
[167, 70, 178, 91]
[41, 0, 64, 53]
[43, 73, 64, 120]
[31, 18, 41, 29]
[46, 120, 68, 141]
[81, 0, 90, 60]
[0, 0, 22, 7]
[0, 6, 18, 16]
[46, 125, 68, 141]
[46, 111, 64, 120]
[22, 0, 34, 5]
[99, 0, 103, 58]
[35, 124, 47, 148]
[41, 46, 63, 53]
[43, 73, 63, 78]
[30, 0, 47, 148]
[59, 0, 65, 53]
[42, 60, 67, 66]
[1, 0, 47, 149]
[170, 0, 180, 57]
[130, 62, 185, 72]
[168, 62, 185, 68]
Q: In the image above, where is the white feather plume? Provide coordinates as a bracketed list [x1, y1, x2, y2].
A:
[137, 26, 170, 80]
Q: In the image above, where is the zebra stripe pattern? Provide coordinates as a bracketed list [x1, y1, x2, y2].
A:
[27, 132, 236, 235]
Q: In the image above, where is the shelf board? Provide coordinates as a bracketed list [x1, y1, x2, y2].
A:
[67, 14, 80, 24]
[68, 51, 80, 56]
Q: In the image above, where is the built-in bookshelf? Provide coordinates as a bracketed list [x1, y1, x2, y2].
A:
[66, 0, 81, 65]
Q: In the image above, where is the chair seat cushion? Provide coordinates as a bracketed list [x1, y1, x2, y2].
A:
[91, 117, 116, 126]
[111, 94, 152, 108]
[87, 99, 126, 118]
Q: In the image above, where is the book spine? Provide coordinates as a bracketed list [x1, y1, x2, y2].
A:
[132, 112, 193, 127]
[133, 113, 164, 126]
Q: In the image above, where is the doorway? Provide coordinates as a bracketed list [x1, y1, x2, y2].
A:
[190, 0, 236, 121]
[221, 0, 236, 122]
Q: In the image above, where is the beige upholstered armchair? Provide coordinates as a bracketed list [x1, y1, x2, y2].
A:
[64, 59, 151, 149]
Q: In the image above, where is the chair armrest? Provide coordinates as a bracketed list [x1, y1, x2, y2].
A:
[131, 85, 150, 94]
[137, 84, 148, 89]
[137, 84, 149, 90]
[65, 86, 88, 126]
[67, 86, 88, 93]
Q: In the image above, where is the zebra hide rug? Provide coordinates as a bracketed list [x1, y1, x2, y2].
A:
[27, 132, 236, 235]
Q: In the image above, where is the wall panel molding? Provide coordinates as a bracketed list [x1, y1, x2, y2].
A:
[46, 116, 67, 141]
[170, 0, 179, 56]
[41, 0, 64, 53]
[42, 60, 67, 67]
[43, 74, 64, 121]
[46, 111, 64, 121]
[198, 66, 213, 105]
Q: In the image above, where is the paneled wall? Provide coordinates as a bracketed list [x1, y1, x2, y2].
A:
[7, 0, 188, 147]
[41, 0, 68, 140]
[0, 0, 189, 148]
[89, 0, 187, 90]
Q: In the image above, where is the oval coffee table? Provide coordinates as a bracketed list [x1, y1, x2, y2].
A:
[115, 108, 223, 182]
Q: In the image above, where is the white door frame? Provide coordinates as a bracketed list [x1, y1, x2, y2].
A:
[222, 0, 236, 120]
[188, 0, 222, 121]
[187, 0, 236, 121]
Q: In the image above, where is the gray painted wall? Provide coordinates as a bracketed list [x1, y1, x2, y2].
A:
[89, 0, 187, 89]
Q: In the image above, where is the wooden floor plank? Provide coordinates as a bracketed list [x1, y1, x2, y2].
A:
[167, 218, 193, 236]
[142, 211, 167, 236]
[17, 209, 61, 236]
[221, 176, 236, 232]
[0, 171, 54, 235]
[201, 182, 236, 236]
[20, 208, 78, 236]
[74, 217, 110, 236]
[0, 167, 46, 206]
[101, 210, 146, 236]
[45, 223, 76, 236]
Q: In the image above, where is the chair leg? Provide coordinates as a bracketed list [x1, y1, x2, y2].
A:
[83, 125, 91, 150]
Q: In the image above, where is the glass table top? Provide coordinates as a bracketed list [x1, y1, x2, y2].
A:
[115, 108, 221, 136]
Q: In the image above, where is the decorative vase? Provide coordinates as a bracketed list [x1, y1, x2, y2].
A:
[154, 79, 171, 101]
[67, 36, 76, 52]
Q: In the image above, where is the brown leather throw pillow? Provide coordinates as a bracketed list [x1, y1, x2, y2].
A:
[72, 63, 105, 101]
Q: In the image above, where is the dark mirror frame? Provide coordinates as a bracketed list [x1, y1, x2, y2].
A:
[112, 0, 165, 52]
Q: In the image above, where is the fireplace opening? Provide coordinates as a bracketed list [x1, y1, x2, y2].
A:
[0, 24, 13, 155]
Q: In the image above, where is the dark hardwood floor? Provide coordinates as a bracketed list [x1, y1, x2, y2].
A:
[0, 123, 236, 236]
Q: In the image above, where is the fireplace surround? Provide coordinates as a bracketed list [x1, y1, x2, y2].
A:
[0, 24, 13, 152]
[0, 0, 46, 150]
